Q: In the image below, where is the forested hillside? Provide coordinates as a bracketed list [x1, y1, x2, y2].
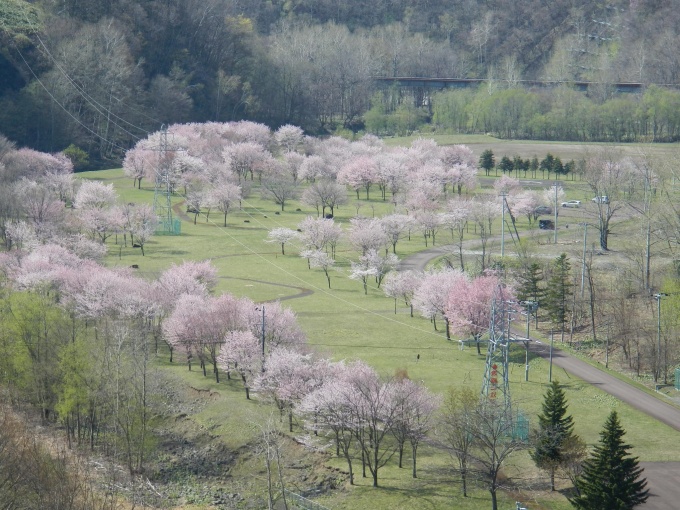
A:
[2, 0, 680, 165]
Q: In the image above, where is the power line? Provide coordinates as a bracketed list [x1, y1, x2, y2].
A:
[20, 11, 164, 135]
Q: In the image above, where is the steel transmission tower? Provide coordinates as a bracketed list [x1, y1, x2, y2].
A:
[152, 125, 180, 235]
[480, 292, 530, 439]
[481, 295, 513, 409]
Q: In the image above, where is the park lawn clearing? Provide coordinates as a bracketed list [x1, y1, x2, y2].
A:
[76, 162, 679, 509]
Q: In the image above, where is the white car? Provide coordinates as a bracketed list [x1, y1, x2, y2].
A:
[592, 196, 609, 204]
[561, 200, 581, 208]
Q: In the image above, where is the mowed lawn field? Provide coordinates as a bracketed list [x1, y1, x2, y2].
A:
[79, 136, 680, 510]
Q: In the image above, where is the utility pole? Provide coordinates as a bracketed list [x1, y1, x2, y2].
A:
[553, 182, 559, 244]
[654, 294, 667, 383]
[521, 301, 537, 382]
[580, 223, 588, 298]
[500, 191, 507, 257]
[549, 329, 554, 382]
[261, 305, 266, 356]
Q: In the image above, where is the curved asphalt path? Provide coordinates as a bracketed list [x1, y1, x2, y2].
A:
[400, 243, 680, 508]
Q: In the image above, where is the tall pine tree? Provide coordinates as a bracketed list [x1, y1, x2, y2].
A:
[545, 253, 572, 343]
[516, 261, 545, 328]
[570, 411, 648, 510]
[531, 381, 583, 491]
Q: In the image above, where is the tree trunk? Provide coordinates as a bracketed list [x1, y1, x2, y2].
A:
[551, 467, 555, 491]
[412, 444, 418, 478]
[490, 488, 498, 510]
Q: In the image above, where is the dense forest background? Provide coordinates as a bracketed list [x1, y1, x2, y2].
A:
[3, 0, 680, 166]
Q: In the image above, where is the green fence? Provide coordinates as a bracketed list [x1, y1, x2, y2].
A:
[155, 218, 181, 235]
[675, 367, 680, 390]
[283, 489, 330, 510]
[513, 410, 530, 441]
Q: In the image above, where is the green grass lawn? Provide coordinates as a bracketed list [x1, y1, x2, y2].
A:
[78, 166, 679, 509]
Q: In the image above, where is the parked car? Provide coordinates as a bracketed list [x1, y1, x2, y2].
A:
[592, 196, 609, 204]
[539, 219, 555, 230]
[561, 200, 581, 208]
[534, 205, 553, 215]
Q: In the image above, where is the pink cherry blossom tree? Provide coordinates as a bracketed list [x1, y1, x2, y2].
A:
[442, 198, 471, 271]
[337, 156, 378, 200]
[282, 151, 305, 183]
[302, 249, 335, 288]
[298, 154, 331, 183]
[412, 268, 466, 340]
[348, 217, 387, 255]
[261, 167, 298, 212]
[266, 227, 299, 255]
[223, 142, 267, 182]
[4, 220, 38, 251]
[343, 363, 399, 488]
[415, 211, 442, 247]
[390, 378, 440, 477]
[209, 182, 241, 226]
[509, 191, 540, 224]
[349, 258, 378, 295]
[361, 249, 399, 288]
[123, 145, 152, 189]
[469, 199, 501, 271]
[382, 270, 422, 316]
[126, 204, 156, 256]
[73, 181, 117, 210]
[275, 124, 304, 154]
[445, 274, 515, 354]
[252, 347, 322, 431]
[218, 330, 262, 399]
[300, 180, 348, 218]
[2, 148, 73, 181]
[297, 362, 359, 484]
[381, 214, 415, 254]
[15, 179, 64, 227]
[226, 120, 272, 148]
[493, 174, 522, 195]
[298, 216, 343, 258]
[246, 300, 306, 351]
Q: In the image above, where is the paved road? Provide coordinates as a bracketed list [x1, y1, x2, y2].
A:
[529, 340, 680, 432]
[640, 463, 680, 510]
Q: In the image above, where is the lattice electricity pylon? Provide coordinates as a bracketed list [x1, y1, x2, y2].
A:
[481, 293, 514, 409]
[152, 125, 180, 235]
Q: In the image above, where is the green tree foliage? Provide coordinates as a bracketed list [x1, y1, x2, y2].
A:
[62, 144, 89, 171]
[540, 153, 556, 179]
[531, 381, 584, 491]
[515, 261, 545, 325]
[0, 287, 154, 475]
[499, 155, 513, 173]
[545, 253, 572, 342]
[479, 149, 495, 176]
[570, 411, 649, 510]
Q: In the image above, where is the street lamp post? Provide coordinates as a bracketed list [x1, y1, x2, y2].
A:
[500, 192, 507, 258]
[549, 329, 554, 382]
[255, 305, 266, 356]
[521, 301, 538, 381]
[654, 294, 668, 383]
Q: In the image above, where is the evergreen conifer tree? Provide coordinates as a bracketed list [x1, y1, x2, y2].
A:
[570, 411, 648, 510]
[479, 149, 495, 176]
[516, 261, 545, 327]
[531, 381, 581, 491]
[545, 253, 572, 342]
